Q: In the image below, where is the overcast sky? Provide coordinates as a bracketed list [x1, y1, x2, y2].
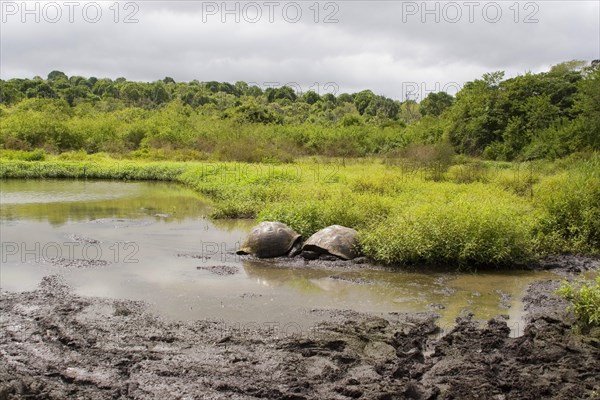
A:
[1, 0, 598, 100]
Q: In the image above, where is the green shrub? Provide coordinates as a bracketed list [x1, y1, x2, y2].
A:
[339, 114, 364, 127]
[360, 189, 536, 267]
[521, 122, 581, 161]
[0, 149, 47, 161]
[489, 163, 540, 197]
[534, 155, 600, 253]
[557, 274, 600, 327]
[22, 149, 47, 161]
[446, 162, 490, 184]
[482, 141, 511, 161]
[57, 150, 89, 161]
[400, 142, 455, 168]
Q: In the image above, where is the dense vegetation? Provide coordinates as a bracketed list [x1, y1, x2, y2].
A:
[1, 151, 598, 267]
[1, 60, 599, 268]
[1, 60, 598, 161]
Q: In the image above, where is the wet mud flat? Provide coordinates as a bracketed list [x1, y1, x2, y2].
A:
[1, 261, 600, 400]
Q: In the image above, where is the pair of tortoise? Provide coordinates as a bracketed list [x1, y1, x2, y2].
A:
[237, 221, 359, 260]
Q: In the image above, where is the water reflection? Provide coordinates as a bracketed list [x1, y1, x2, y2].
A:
[1, 179, 554, 332]
[242, 260, 553, 329]
[0, 179, 211, 225]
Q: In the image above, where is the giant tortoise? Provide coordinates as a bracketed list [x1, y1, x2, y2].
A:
[302, 225, 360, 260]
[237, 221, 301, 258]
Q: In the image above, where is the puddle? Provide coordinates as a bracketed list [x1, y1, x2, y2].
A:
[1, 179, 554, 334]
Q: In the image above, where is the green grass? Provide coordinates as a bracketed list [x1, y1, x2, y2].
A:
[1, 150, 598, 268]
[533, 156, 600, 254]
[359, 185, 536, 267]
[557, 274, 600, 328]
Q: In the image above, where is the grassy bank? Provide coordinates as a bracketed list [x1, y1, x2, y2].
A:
[1, 150, 598, 268]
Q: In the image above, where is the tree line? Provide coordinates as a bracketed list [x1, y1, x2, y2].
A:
[0, 60, 598, 160]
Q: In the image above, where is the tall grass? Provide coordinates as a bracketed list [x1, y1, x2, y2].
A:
[2, 150, 598, 267]
[534, 156, 600, 254]
[359, 188, 536, 267]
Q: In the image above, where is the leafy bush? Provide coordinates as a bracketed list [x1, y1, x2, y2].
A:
[521, 121, 583, 160]
[557, 274, 600, 327]
[446, 161, 490, 184]
[400, 142, 455, 168]
[0, 149, 46, 161]
[534, 155, 600, 253]
[57, 150, 89, 161]
[360, 187, 536, 267]
[482, 141, 512, 161]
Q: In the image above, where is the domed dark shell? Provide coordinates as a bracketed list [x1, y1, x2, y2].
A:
[237, 221, 301, 258]
[302, 225, 359, 260]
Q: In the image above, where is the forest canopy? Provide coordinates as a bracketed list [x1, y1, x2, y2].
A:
[1, 60, 598, 162]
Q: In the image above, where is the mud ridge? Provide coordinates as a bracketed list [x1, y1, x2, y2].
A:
[196, 265, 240, 276]
[2, 267, 599, 399]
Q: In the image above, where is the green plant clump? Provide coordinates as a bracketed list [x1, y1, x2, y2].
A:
[534, 156, 600, 254]
[557, 274, 600, 327]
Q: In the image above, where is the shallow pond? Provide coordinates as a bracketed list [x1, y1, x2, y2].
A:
[1, 179, 554, 335]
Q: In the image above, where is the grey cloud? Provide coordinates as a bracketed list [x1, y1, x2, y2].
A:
[1, 0, 597, 99]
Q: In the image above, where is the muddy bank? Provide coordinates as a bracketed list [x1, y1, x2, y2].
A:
[534, 254, 600, 276]
[238, 253, 600, 274]
[1, 269, 599, 400]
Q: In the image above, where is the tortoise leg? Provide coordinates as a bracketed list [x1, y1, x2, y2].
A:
[300, 250, 320, 260]
[287, 239, 303, 258]
[319, 254, 340, 261]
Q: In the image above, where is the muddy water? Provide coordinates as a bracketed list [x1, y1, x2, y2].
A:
[1, 179, 552, 334]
